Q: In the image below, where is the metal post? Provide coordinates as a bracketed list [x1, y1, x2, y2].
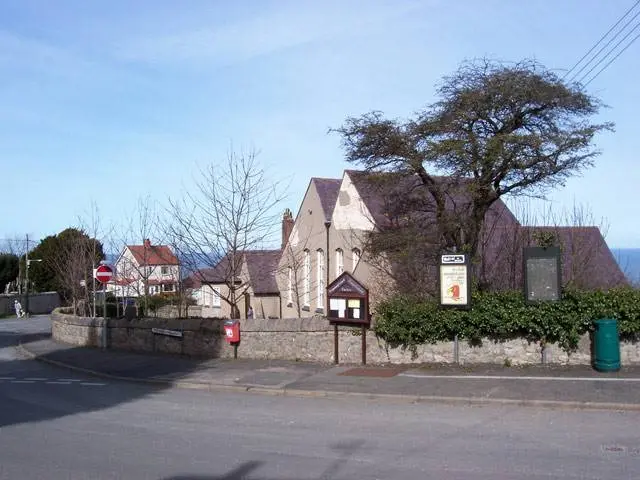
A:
[233, 343, 238, 360]
[361, 325, 367, 365]
[102, 282, 108, 349]
[454, 335, 459, 364]
[334, 324, 339, 364]
[24, 234, 29, 318]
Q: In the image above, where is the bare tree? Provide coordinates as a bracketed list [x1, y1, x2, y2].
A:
[167, 149, 287, 318]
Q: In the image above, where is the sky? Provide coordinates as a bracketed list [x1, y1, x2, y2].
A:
[1, 0, 638, 250]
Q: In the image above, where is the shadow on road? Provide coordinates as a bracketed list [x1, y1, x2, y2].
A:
[0, 325, 210, 429]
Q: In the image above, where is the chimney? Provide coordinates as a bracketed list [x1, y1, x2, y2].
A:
[143, 239, 151, 248]
[281, 208, 294, 250]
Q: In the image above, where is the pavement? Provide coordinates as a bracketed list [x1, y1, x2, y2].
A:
[17, 330, 640, 410]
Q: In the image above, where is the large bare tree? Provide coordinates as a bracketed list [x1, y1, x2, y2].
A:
[335, 58, 612, 285]
[168, 149, 287, 318]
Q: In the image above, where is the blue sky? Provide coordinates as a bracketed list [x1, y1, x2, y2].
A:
[1, 0, 638, 249]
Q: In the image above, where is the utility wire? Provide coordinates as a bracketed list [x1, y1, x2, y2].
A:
[583, 30, 640, 85]
[566, 4, 640, 82]
[564, 0, 640, 79]
[575, 20, 640, 84]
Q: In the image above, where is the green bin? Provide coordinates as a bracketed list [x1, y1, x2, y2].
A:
[593, 318, 621, 372]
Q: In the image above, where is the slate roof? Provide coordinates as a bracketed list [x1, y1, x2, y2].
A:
[127, 244, 179, 266]
[312, 177, 341, 222]
[345, 169, 519, 230]
[193, 250, 281, 295]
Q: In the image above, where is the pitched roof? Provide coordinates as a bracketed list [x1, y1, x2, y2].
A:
[345, 169, 519, 228]
[127, 244, 179, 266]
[311, 177, 341, 222]
[194, 250, 281, 295]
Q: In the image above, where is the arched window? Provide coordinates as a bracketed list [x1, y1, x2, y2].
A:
[335, 248, 344, 277]
[303, 249, 310, 307]
[317, 249, 325, 310]
[352, 248, 361, 272]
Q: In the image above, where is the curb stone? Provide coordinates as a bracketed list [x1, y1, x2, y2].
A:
[16, 342, 640, 412]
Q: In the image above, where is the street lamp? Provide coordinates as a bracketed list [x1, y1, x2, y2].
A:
[25, 258, 42, 318]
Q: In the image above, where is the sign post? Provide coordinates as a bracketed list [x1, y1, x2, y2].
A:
[94, 264, 114, 350]
[326, 272, 370, 365]
[439, 254, 471, 308]
[523, 247, 561, 304]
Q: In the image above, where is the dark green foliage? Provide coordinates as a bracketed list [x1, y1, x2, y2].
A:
[0, 254, 19, 292]
[336, 58, 612, 274]
[374, 288, 640, 357]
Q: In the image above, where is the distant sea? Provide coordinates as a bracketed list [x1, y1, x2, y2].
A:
[612, 248, 640, 285]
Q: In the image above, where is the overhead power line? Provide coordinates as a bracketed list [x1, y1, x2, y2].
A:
[566, 3, 640, 82]
[564, 0, 640, 80]
[582, 30, 640, 86]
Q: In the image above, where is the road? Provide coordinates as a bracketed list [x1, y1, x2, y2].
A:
[1, 317, 639, 480]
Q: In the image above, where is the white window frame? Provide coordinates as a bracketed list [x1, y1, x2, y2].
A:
[316, 249, 324, 310]
[303, 249, 310, 306]
[352, 248, 361, 272]
[335, 248, 344, 277]
[161, 266, 169, 275]
[211, 286, 221, 307]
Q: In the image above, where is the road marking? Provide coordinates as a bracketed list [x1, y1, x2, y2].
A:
[25, 377, 47, 381]
[399, 373, 640, 382]
[0, 377, 16, 380]
[59, 379, 82, 382]
[46, 381, 72, 385]
[80, 382, 107, 386]
[11, 380, 35, 384]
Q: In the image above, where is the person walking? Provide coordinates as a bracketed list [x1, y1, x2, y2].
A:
[14, 299, 24, 318]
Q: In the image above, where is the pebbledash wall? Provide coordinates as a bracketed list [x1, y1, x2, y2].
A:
[51, 310, 640, 365]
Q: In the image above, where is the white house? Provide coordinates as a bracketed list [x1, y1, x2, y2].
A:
[108, 239, 180, 298]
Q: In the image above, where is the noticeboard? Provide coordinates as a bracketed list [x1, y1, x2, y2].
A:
[439, 254, 471, 308]
[523, 246, 561, 303]
[327, 272, 369, 326]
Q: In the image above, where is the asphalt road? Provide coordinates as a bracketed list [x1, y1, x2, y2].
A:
[1, 317, 639, 480]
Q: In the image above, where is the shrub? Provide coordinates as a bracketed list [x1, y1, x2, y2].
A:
[374, 287, 640, 356]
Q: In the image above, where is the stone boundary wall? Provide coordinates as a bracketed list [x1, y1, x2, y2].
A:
[50, 310, 640, 365]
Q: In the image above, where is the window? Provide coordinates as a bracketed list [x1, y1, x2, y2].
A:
[203, 286, 221, 307]
[317, 249, 324, 310]
[212, 286, 221, 307]
[335, 248, 344, 277]
[352, 248, 361, 272]
[287, 267, 293, 305]
[163, 283, 174, 292]
[303, 249, 310, 306]
[161, 266, 169, 275]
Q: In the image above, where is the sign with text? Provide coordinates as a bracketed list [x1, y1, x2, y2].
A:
[524, 247, 561, 303]
[439, 254, 470, 308]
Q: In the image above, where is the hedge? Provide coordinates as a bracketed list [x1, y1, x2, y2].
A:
[374, 288, 640, 357]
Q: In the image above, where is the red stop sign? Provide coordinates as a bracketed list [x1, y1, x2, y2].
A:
[94, 264, 114, 284]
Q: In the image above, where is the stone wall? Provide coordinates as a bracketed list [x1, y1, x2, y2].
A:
[50, 310, 640, 365]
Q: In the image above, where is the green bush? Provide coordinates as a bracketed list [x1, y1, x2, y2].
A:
[374, 288, 640, 357]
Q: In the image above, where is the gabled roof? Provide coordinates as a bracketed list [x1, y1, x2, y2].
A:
[127, 244, 179, 266]
[194, 250, 281, 295]
[345, 169, 519, 228]
[311, 177, 341, 222]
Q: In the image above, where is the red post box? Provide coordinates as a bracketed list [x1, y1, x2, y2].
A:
[223, 320, 240, 343]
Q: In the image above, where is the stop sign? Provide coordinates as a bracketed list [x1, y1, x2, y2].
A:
[94, 264, 114, 284]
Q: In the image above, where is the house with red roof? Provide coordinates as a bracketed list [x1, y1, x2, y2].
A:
[108, 239, 180, 298]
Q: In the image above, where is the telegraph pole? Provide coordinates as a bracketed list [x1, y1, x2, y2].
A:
[24, 234, 29, 317]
